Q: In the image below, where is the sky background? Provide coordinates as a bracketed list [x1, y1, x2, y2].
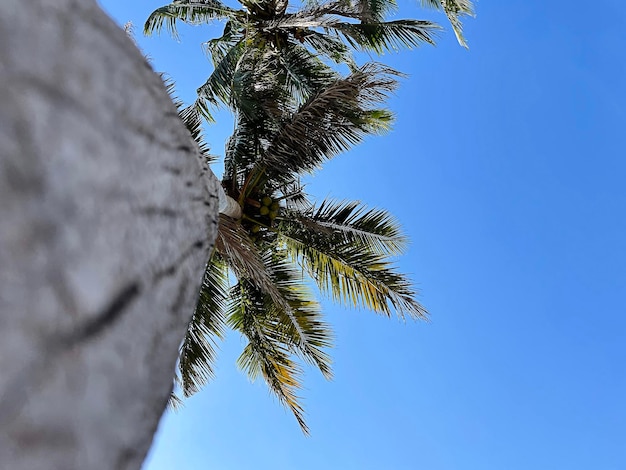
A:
[100, 1, 626, 468]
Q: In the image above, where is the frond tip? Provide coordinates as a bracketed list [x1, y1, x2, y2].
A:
[420, 0, 475, 48]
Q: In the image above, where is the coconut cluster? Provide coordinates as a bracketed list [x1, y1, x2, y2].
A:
[244, 194, 280, 242]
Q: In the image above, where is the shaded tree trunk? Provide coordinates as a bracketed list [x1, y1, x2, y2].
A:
[0, 1, 219, 469]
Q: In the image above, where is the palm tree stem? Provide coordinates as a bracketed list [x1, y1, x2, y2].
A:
[218, 184, 243, 219]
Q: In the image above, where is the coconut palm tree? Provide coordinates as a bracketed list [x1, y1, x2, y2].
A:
[167, 62, 425, 432]
[148, 0, 473, 432]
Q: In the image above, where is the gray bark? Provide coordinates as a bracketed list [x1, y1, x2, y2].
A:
[0, 1, 219, 469]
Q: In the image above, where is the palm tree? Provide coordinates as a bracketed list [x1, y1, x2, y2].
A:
[169, 63, 425, 432]
[148, 0, 473, 432]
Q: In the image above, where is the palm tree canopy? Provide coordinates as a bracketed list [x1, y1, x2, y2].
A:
[145, 0, 473, 120]
[152, 0, 473, 433]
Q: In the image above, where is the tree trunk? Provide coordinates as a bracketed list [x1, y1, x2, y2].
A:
[0, 1, 219, 469]
[218, 185, 243, 219]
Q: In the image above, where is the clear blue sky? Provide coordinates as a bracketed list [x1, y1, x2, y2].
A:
[100, 1, 626, 468]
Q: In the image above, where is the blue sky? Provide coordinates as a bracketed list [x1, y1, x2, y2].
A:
[100, 1, 626, 468]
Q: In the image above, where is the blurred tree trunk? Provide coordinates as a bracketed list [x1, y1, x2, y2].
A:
[0, 1, 219, 469]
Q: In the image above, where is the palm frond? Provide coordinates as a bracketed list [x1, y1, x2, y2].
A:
[202, 20, 245, 67]
[285, 199, 408, 255]
[355, 0, 398, 22]
[308, 0, 396, 22]
[263, 12, 439, 53]
[161, 73, 184, 109]
[278, 180, 312, 212]
[162, 75, 217, 163]
[419, 0, 474, 48]
[167, 390, 185, 410]
[230, 49, 295, 121]
[281, 229, 427, 320]
[196, 38, 248, 119]
[215, 214, 280, 300]
[179, 104, 217, 163]
[273, 42, 340, 104]
[261, 250, 334, 378]
[179, 255, 229, 396]
[144, 0, 236, 39]
[300, 31, 355, 67]
[225, 249, 334, 433]
[260, 13, 341, 31]
[333, 20, 440, 53]
[222, 115, 261, 182]
[228, 280, 309, 433]
[260, 63, 400, 178]
[218, 213, 314, 318]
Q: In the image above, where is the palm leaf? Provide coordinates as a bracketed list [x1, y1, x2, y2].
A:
[260, 63, 400, 179]
[179, 254, 229, 395]
[300, 31, 355, 66]
[202, 20, 245, 66]
[162, 76, 217, 164]
[228, 280, 309, 433]
[271, 41, 340, 104]
[261, 250, 334, 378]
[285, 199, 408, 255]
[144, 0, 237, 40]
[419, 0, 474, 48]
[229, 48, 296, 121]
[356, 0, 398, 22]
[195, 38, 248, 119]
[215, 214, 282, 303]
[226, 250, 334, 433]
[278, 180, 312, 212]
[263, 13, 439, 53]
[281, 229, 427, 320]
[222, 115, 262, 183]
[333, 20, 440, 53]
[313, 0, 397, 22]
[179, 104, 217, 163]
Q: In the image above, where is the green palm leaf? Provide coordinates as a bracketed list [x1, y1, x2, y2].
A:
[333, 20, 440, 53]
[144, 0, 237, 40]
[310, 0, 398, 22]
[281, 227, 427, 320]
[195, 38, 248, 120]
[202, 20, 245, 67]
[259, 250, 334, 378]
[287, 199, 408, 255]
[419, 0, 474, 48]
[179, 104, 217, 164]
[357, 0, 399, 22]
[179, 255, 229, 395]
[262, 13, 439, 53]
[300, 31, 355, 67]
[162, 75, 217, 164]
[228, 279, 310, 433]
[222, 247, 334, 433]
[271, 41, 340, 104]
[260, 63, 399, 179]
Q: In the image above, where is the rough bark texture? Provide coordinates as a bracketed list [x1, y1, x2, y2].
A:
[0, 1, 219, 468]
